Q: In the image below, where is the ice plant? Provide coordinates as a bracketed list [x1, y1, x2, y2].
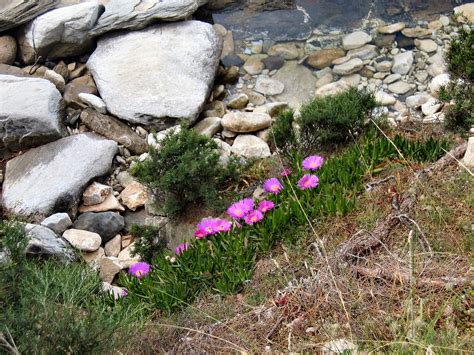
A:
[280, 167, 291, 177]
[128, 262, 151, 279]
[197, 218, 219, 235]
[175, 242, 189, 255]
[215, 219, 231, 233]
[194, 229, 207, 239]
[244, 210, 264, 225]
[227, 198, 254, 219]
[302, 155, 324, 170]
[258, 200, 275, 213]
[298, 174, 319, 189]
[263, 178, 283, 194]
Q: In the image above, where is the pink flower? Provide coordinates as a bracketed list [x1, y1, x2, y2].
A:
[215, 219, 231, 233]
[244, 210, 264, 225]
[258, 200, 275, 213]
[227, 198, 254, 219]
[197, 218, 219, 235]
[263, 178, 283, 194]
[175, 242, 189, 255]
[280, 167, 291, 177]
[298, 174, 319, 189]
[120, 289, 128, 297]
[302, 155, 324, 171]
[194, 229, 207, 239]
[128, 262, 151, 279]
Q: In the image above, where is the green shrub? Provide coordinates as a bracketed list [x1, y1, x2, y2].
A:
[439, 17, 474, 131]
[130, 224, 166, 263]
[272, 88, 377, 155]
[0, 221, 143, 354]
[131, 125, 244, 217]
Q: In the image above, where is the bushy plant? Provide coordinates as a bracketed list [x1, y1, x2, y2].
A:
[439, 17, 474, 131]
[0, 221, 142, 354]
[132, 125, 244, 217]
[130, 224, 166, 262]
[119, 131, 450, 314]
[272, 88, 377, 155]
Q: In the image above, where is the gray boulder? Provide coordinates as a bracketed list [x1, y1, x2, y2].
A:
[17, 2, 103, 64]
[90, 0, 208, 37]
[24, 224, 74, 260]
[73, 212, 125, 243]
[2, 133, 117, 219]
[0, 0, 58, 32]
[0, 75, 65, 156]
[41, 213, 72, 234]
[87, 21, 222, 128]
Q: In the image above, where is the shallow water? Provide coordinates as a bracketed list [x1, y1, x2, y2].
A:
[207, 0, 469, 41]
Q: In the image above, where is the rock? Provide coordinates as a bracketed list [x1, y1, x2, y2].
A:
[41, 213, 72, 234]
[396, 33, 415, 49]
[333, 58, 363, 75]
[421, 98, 442, 116]
[0, 35, 17, 65]
[388, 81, 413, 95]
[17, 2, 103, 64]
[193, 117, 222, 137]
[0, 64, 28, 77]
[90, 0, 206, 36]
[375, 91, 396, 106]
[221, 112, 272, 133]
[63, 229, 101, 252]
[454, 4, 474, 24]
[359, 67, 374, 78]
[203, 101, 225, 118]
[105, 234, 122, 257]
[0, 75, 65, 155]
[79, 194, 125, 213]
[264, 102, 290, 117]
[24, 223, 73, 260]
[101, 281, 126, 300]
[315, 81, 351, 97]
[401, 28, 433, 39]
[53, 61, 69, 81]
[99, 256, 122, 283]
[342, 31, 372, 50]
[374, 57, 392, 72]
[88, 21, 221, 128]
[82, 247, 104, 264]
[254, 77, 285, 96]
[374, 34, 396, 48]
[2, 133, 117, 219]
[243, 89, 266, 106]
[43, 69, 65, 93]
[415, 39, 437, 53]
[0, 0, 57, 32]
[221, 54, 244, 68]
[406, 94, 432, 108]
[231, 135, 271, 159]
[378, 22, 406, 34]
[439, 16, 450, 27]
[384, 73, 401, 84]
[347, 44, 378, 60]
[79, 93, 107, 114]
[64, 75, 98, 108]
[429, 73, 450, 98]
[220, 65, 239, 84]
[73, 212, 125, 243]
[306, 48, 345, 69]
[427, 54, 447, 77]
[392, 51, 413, 75]
[316, 72, 334, 88]
[117, 171, 136, 189]
[243, 55, 264, 75]
[339, 74, 360, 87]
[82, 182, 112, 206]
[221, 31, 234, 58]
[118, 243, 140, 268]
[119, 182, 148, 211]
[272, 61, 318, 108]
[267, 43, 298, 60]
[80, 108, 148, 154]
[262, 56, 285, 70]
[462, 137, 474, 168]
[428, 20, 443, 30]
[226, 93, 249, 109]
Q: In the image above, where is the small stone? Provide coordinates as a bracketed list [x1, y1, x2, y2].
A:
[41, 213, 72, 234]
[384, 73, 401, 84]
[315, 81, 351, 97]
[121, 235, 134, 249]
[221, 31, 234, 58]
[346, 44, 378, 60]
[243, 56, 264, 75]
[429, 73, 450, 98]
[306, 48, 346, 69]
[388, 81, 413, 94]
[375, 91, 396, 106]
[267, 43, 299, 60]
[99, 257, 122, 283]
[428, 20, 443, 30]
[203, 100, 226, 118]
[221, 65, 240, 84]
[64, 75, 98, 108]
[231, 135, 271, 159]
[53, 61, 69, 81]
[63, 229, 101, 252]
[118, 243, 140, 268]
[101, 282, 127, 300]
[262, 56, 285, 70]
[374, 58, 393, 72]
[43, 69, 65, 93]
[82, 247, 104, 264]
[79, 93, 107, 114]
[439, 16, 450, 27]
[339, 74, 361, 87]
[83, 182, 112, 206]
[332, 56, 350, 65]
[254, 77, 285, 96]
[0, 35, 17, 65]
[79, 193, 125, 213]
[316, 72, 334, 88]
[415, 39, 438, 53]
[221, 55, 244, 68]
[226, 93, 249, 109]
[421, 98, 442, 116]
[401, 28, 433, 39]
[392, 51, 413, 75]
[73, 212, 125, 243]
[105, 234, 122, 257]
[406, 94, 432, 108]
[119, 182, 148, 211]
[378, 22, 406, 34]
[193, 117, 222, 137]
[333, 58, 363, 75]
[117, 171, 136, 188]
[462, 137, 474, 168]
[342, 31, 372, 50]
[222, 112, 272, 133]
[374, 34, 396, 48]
